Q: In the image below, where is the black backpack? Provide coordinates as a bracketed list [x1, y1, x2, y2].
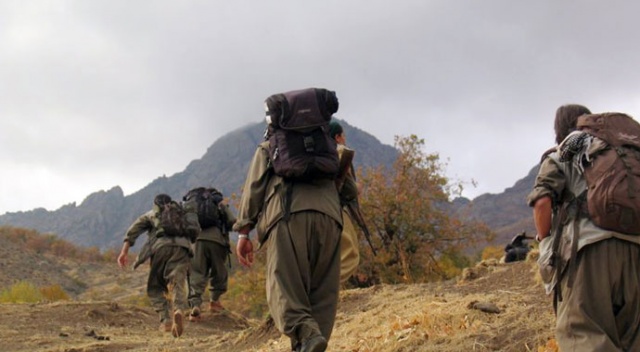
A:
[264, 88, 340, 181]
[183, 187, 224, 229]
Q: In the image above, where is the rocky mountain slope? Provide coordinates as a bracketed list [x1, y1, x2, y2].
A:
[0, 117, 543, 251]
[0, 120, 397, 250]
[454, 165, 540, 245]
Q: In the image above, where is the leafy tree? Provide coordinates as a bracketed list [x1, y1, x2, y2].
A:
[356, 135, 493, 284]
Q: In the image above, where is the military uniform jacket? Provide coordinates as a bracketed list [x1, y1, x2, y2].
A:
[528, 150, 640, 254]
[528, 150, 640, 291]
[124, 205, 193, 253]
[233, 141, 343, 244]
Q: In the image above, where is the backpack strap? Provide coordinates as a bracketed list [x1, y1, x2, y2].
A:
[549, 201, 566, 314]
[282, 181, 294, 222]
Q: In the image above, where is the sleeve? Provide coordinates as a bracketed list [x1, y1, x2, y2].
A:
[232, 145, 272, 232]
[123, 212, 154, 246]
[222, 204, 237, 228]
[526, 156, 566, 207]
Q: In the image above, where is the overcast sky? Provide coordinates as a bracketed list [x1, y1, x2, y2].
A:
[2, 0, 640, 214]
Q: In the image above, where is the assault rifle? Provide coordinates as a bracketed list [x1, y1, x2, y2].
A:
[336, 147, 377, 256]
[510, 231, 535, 248]
[345, 201, 377, 256]
[335, 147, 355, 191]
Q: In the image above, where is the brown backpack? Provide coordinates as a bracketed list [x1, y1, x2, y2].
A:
[577, 112, 640, 235]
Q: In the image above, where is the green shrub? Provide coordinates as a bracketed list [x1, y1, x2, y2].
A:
[225, 251, 268, 319]
[0, 281, 43, 303]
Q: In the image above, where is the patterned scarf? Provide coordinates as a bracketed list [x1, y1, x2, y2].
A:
[558, 131, 593, 173]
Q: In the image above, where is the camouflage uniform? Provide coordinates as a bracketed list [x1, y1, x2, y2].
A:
[188, 205, 236, 308]
[123, 206, 194, 324]
[528, 151, 640, 351]
[233, 141, 342, 350]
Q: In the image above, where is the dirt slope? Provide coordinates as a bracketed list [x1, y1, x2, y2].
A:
[0, 258, 557, 352]
[0, 236, 87, 295]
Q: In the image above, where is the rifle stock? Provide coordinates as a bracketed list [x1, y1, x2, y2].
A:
[335, 147, 355, 191]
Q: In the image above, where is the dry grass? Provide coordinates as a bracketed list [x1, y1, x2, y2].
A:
[0, 250, 558, 351]
[232, 260, 557, 352]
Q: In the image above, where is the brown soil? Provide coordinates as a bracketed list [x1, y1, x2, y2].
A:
[0, 256, 558, 352]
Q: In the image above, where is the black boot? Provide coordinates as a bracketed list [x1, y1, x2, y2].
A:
[300, 335, 327, 352]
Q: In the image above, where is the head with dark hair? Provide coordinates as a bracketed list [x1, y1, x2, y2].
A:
[154, 194, 172, 207]
[554, 104, 592, 144]
[329, 120, 344, 139]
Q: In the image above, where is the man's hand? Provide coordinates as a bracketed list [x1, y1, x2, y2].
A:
[117, 252, 128, 268]
[236, 237, 254, 268]
[117, 242, 130, 269]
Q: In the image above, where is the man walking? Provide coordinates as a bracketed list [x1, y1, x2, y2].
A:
[117, 194, 199, 337]
[528, 104, 640, 351]
[185, 187, 237, 321]
[234, 88, 343, 352]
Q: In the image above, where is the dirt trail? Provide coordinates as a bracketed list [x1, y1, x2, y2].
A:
[0, 259, 557, 352]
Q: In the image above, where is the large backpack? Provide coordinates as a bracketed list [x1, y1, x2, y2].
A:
[158, 200, 190, 237]
[577, 112, 640, 235]
[264, 87, 340, 181]
[183, 187, 224, 230]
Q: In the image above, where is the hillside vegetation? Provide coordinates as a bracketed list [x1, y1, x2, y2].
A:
[0, 242, 558, 352]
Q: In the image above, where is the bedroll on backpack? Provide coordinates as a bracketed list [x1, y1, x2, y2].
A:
[157, 201, 200, 242]
[577, 112, 640, 235]
[264, 87, 340, 181]
[183, 187, 224, 229]
[158, 201, 189, 237]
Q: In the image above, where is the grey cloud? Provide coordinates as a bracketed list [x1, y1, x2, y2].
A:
[2, 0, 640, 213]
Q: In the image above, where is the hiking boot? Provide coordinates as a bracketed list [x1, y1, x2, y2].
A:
[209, 300, 224, 313]
[300, 335, 327, 352]
[159, 320, 171, 333]
[189, 306, 201, 322]
[171, 310, 184, 338]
